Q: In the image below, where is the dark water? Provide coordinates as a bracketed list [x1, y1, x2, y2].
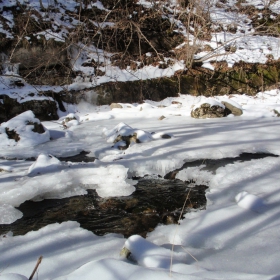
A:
[0, 152, 277, 238]
[164, 152, 279, 179]
[0, 179, 207, 238]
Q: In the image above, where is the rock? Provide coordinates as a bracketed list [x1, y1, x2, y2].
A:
[114, 133, 140, 150]
[0, 110, 50, 146]
[62, 113, 79, 128]
[58, 151, 96, 163]
[0, 94, 58, 123]
[161, 134, 171, 139]
[191, 103, 225, 119]
[29, 122, 46, 134]
[222, 101, 243, 116]
[120, 247, 132, 259]
[273, 109, 280, 117]
[158, 115, 166, 120]
[3, 121, 45, 142]
[104, 122, 171, 150]
[171, 101, 182, 105]
[110, 103, 123, 109]
[5, 127, 20, 142]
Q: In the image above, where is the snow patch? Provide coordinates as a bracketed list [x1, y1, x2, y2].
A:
[235, 191, 267, 213]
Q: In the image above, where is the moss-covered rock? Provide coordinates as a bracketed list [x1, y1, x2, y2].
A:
[191, 103, 225, 119]
[0, 95, 58, 123]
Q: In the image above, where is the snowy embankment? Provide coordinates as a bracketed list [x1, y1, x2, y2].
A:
[1, 90, 280, 279]
[1, 0, 280, 278]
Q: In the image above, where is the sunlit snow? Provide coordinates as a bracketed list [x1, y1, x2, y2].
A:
[1, 0, 280, 279]
[1, 90, 280, 280]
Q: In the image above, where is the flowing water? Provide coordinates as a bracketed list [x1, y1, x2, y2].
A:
[0, 152, 277, 238]
[0, 178, 207, 237]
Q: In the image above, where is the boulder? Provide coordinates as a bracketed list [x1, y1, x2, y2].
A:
[114, 133, 140, 150]
[222, 101, 243, 116]
[0, 110, 50, 146]
[110, 103, 123, 109]
[191, 103, 225, 119]
[0, 94, 58, 123]
[273, 109, 280, 117]
[103, 122, 172, 150]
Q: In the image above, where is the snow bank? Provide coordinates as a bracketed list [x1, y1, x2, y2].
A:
[0, 221, 125, 280]
[0, 221, 277, 280]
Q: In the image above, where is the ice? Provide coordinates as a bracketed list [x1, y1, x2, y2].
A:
[0, 204, 23, 224]
[176, 167, 212, 186]
[27, 154, 62, 175]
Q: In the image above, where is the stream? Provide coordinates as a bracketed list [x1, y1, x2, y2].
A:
[0, 152, 277, 238]
[0, 178, 207, 238]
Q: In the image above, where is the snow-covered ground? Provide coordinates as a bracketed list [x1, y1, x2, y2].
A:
[1, 0, 280, 279]
[1, 90, 280, 279]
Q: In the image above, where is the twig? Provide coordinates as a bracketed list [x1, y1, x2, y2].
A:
[29, 256, 43, 280]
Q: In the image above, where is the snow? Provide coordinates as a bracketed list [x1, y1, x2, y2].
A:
[1, 0, 280, 279]
[0, 274, 27, 280]
[0, 110, 50, 147]
[192, 97, 225, 110]
[102, 122, 154, 143]
[0, 154, 136, 209]
[27, 154, 62, 175]
[1, 90, 280, 279]
[235, 191, 267, 213]
[123, 235, 187, 269]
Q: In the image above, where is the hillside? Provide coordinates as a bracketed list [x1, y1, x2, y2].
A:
[1, 0, 280, 121]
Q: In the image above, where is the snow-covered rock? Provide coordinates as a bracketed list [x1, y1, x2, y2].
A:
[221, 99, 243, 116]
[235, 191, 266, 213]
[191, 99, 225, 119]
[102, 122, 171, 150]
[62, 113, 80, 128]
[0, 111, 50, 146]
[122, 235, 187, 269]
